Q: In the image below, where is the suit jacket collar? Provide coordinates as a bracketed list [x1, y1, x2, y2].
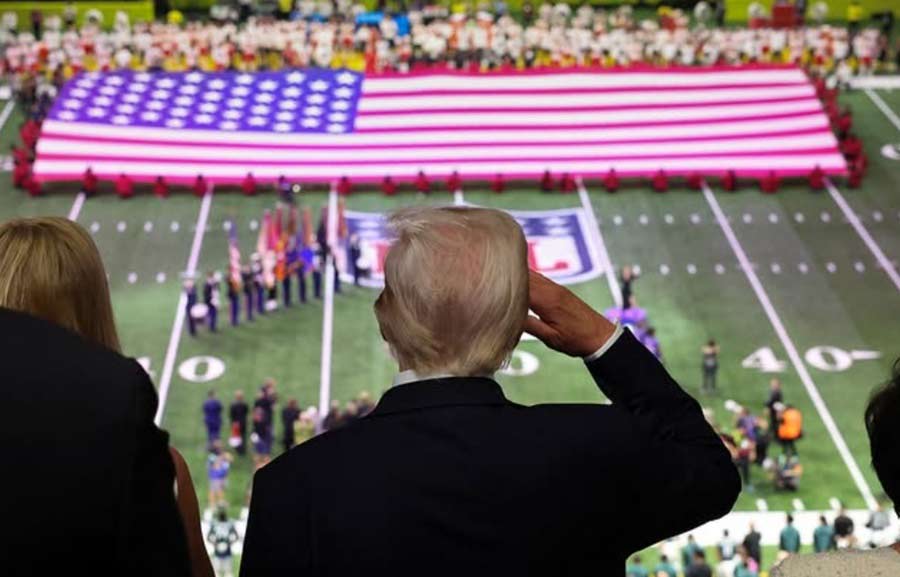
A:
[368, 377, 510, 417]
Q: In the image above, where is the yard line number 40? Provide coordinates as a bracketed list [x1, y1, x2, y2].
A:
[742, 346, 882, 373]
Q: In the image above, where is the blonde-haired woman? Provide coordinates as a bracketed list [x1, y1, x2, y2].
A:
[0, 217, 212, 577]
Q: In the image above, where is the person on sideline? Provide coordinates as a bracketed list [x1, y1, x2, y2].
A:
[701, 339, 720, 394]
[812, 515, 834, 553]
[779, 514, 801, 554]
[0, 217, 212, 577]
[240, 207, 740, 576]
[773, 360, 900, 575]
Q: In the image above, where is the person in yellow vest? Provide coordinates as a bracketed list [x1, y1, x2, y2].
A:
[775, 402, 803, 457]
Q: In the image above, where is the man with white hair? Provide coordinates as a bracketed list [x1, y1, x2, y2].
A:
[240, 206, 739, 576]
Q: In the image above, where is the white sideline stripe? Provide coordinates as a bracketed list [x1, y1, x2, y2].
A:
[67, 192, 86, 221]
[154, 186, 214, 425]
[317, 183, 339, 433]
[453, 188, 464, 206]
[702, 182, 878, 510]
[577, 179, 622, 307]
[864, 88, 900, 132]
[0, 100, 15, 133]
[826, 178, 900, 293]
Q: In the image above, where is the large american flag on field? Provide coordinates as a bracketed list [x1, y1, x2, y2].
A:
[33, 65, 846, 184]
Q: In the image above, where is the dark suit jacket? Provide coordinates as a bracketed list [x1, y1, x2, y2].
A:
[0, 308, 191, 577]
[240, 330, 740, 576]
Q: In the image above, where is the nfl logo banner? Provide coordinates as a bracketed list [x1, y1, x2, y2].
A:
[342, 207, 604, 287]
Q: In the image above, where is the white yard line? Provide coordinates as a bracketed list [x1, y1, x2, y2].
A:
[67, 192, 86, 221]
[453, 188, 465, 206]
[317, 184, 339, 432]
[864, 88, 900, 132]
[154, 186, 214, 425]
[577, 178, 622, 307]
[0, 100, 15, 133]
[826, 178, 900, 292]
[702, 182, 878, 510]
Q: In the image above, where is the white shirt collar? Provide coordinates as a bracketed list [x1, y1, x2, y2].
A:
[392, 370, 494, 387]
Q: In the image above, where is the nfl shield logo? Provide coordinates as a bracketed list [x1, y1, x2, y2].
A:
[341, 207, 603, 287]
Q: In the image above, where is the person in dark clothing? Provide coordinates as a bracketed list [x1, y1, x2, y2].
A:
[184, 280, 198, 337]
[621, 265, 636, 310]
[348, 234, 362, 286]
[240, 207, 739, 577]
[0, 217, 200, 577]
[281, 399, 301, 452]
[766, 378, 784, 429]
[202, 390, 223, 450]
[743, 523, 762, 567]
[228, 280, 240, 326]
[229, 390, 249, 456]
[203, 271, 219, 332]
[701, 340, 720, 394]
[241, 266, 254, 322]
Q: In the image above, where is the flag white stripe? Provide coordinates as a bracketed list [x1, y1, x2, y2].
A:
[38, 115, 830, 146]
[33, 154, 848, 179]
[356, 86, 815, 111]
[37, 132, 840, 162]
[360, 69, 809, 92]
[353, 100, 823, 129]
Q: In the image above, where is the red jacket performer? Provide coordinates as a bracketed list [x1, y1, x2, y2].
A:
[686, 172, 702, 191]
[540, 170, 554, 192]
[847, 164, 863, 188]
[721, 170, 737, 192]
[446, 170, 461, 193]
[82, 168, 98, 196]
[241, 172, 257, 196]
[13, 160, 30, 189]
[603, 169, 620, 193]
[193, 174, 208, 197]
[115, 173, 134, 199]
[23, 171, 41, 197]
[808, 165, 825, 191]
[154, 176, 170, 198]
[414, 170, 430, 194]
[559, 172, 576, 193]
[337, 176, 352, 196]
[381, 175, 397, 196]
[652, 169, 668, 193]
[491, 173, 505, 194]
[760, 170, 779, 194]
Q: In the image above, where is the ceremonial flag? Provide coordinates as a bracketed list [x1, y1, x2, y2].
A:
[34, 66, 846, 182]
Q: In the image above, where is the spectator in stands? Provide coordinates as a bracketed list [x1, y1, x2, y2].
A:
[812, 515, 834, 552]
[780, 514, 801, 554]
[207, 507, 240, 577]
[686, 549, 713, 577]
[240, 207, 740, 576]
[0, 217, 210, 577]
[229, 390, 249, 456]
[773, 360, 900, 573]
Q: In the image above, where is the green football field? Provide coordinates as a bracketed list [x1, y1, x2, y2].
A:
[3, 87, 899, 552]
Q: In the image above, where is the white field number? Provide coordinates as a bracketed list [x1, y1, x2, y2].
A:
[142, 351, 538, 387]
[500, 350, 540, 377]
[743, 346, 881, 373]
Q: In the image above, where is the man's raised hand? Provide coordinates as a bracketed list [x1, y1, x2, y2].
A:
[523, 270, 617, 358]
